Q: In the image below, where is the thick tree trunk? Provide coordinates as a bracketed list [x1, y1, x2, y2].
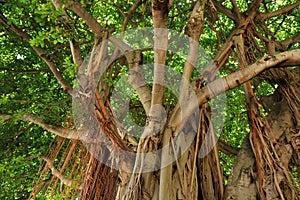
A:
[224, 137, 257, 200]
[225, 68, 300, 200]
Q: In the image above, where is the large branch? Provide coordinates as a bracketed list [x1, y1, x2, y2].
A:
[258, 1, 300, 21]
[199, 49, 300, 112]
[5, 114, 79, 139]
[171, 49, 300, 135]
[179, 0, 206, 101]
[0, 13, 74, 96]
[152, 0, 170, 199]
[20, 115, 78, 139]
[162, 2, 206, 197]
[127, 51, 152, 114]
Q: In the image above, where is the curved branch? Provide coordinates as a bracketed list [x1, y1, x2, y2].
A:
[127, 51, 152, 114]
[41, 156, 73, 186]
[0, 12, 74, 96]
[37, 51, 74, 95]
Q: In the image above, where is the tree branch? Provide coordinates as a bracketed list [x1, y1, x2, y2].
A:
[41, 156, 82, 189]
[51, 0, 84, 67]
[143, 1, 171, 199]
[183, 0, 206, 78]
[172, 49, 300, 135]
[218, 140, 240, 156]
[20, 115, 78, 139]
[150, 0, 170, 108]
[66, 0, 153, 115]
[200, 49, 300, 107]
[1, 113, 79, 139]
[180, 0, 206, 110]
[0, 12, 74, 96]
[202, 2, 263, 81]
[258, 1, 300, 21]
[66, 0, 105, 35]
[0, 68, 50, 74]
[70, 39, 83, 66]
[281, 32, 300, 49]
[122, 0, 143, 32]
[230, 0, 242, 22]
[211, 0, 235, 20]
[127, 51, 152, 114]
[67, 0, 153, 118]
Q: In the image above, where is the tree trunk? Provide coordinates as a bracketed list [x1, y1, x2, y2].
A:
[225, 68, 300, 200]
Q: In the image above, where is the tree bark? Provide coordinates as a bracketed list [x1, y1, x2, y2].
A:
[225, 68, 300, 199]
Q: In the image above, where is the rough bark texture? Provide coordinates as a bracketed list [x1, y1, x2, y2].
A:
[224, 138, 257, 200]
[225, 68, 300, 199]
